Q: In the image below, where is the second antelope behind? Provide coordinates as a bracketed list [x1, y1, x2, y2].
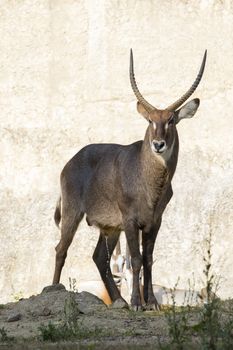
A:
[53, 49, 207, 310]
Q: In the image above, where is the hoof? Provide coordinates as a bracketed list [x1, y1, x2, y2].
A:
[130, 304, 144, 312]
[110, 298, 129, 309]
[144, 302, 160, 311]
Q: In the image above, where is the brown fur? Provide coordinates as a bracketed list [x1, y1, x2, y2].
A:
[52, 97, 200, 310]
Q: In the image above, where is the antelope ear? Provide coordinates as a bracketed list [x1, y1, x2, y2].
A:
[137, 102, 149, 120]
[175, 98, 200, 124]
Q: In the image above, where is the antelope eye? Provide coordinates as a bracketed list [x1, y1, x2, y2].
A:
[168, 116, 174, 125]
[148, 118, 152, 124]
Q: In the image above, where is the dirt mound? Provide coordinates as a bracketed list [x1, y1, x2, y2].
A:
[0, 284, 166, 349]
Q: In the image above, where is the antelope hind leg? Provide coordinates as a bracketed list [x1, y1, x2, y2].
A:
[53, 208, 84, 284]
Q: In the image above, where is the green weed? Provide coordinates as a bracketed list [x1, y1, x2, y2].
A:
[160, 216, 233, 350]
[0, 327, 14, 342]
[38, 292, 103, 342]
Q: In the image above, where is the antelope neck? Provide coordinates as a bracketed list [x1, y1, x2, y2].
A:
[140, 127, 178, 184]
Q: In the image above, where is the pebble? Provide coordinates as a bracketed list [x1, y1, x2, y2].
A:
[7, 313, 21, 322]
[41, 284, 66, 294]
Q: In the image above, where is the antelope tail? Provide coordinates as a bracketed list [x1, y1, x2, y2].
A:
[54, 196, 61, 228]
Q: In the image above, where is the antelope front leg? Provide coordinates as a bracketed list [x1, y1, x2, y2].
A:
[124, 221, 142, 311]
[93, 230, 128, 309]
[142, 217, 162, 311]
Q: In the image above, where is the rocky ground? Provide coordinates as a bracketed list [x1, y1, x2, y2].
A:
[0, 284, 169, 350]
[0, 284, 233, 350]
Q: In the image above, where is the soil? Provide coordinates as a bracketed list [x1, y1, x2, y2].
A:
[3, 284, 232, 350]
[0, 284, 169, 350]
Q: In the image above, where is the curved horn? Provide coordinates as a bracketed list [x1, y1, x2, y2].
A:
[166, 50, 207, 111]
[130, 49, 156, 113]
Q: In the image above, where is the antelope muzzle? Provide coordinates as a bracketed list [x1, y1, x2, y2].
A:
[151, 139, 167, 154]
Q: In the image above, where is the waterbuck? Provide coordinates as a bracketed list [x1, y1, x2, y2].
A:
[53, 49, 207, 310]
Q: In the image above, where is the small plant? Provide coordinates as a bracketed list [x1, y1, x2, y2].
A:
[64, 291, 80, 331]
[198, 224, 221, 350]
[38, 292, 103, 342]
[38, 322, 65, 342]
[69, 277, 77, 292]
[0, 327, 14, 342]
[218, 310, 233, 349]
[38, 320, 103, 342]
[11, 291, 24, 302]
[162, 278, 194, 349]
[160, 212, 233, 349]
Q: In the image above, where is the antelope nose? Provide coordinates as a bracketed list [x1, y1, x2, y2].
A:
[153, 140, 166, 152]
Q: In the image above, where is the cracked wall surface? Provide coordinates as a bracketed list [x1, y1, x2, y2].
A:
[0, 0, 233, 303]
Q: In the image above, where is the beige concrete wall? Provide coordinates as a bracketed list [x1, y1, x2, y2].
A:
[0, 0, 232, 303]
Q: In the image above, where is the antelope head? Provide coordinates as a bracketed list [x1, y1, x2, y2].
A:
[130, 49, 207, 155]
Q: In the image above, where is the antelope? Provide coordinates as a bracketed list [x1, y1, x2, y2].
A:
[52, 49, 207, 310]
